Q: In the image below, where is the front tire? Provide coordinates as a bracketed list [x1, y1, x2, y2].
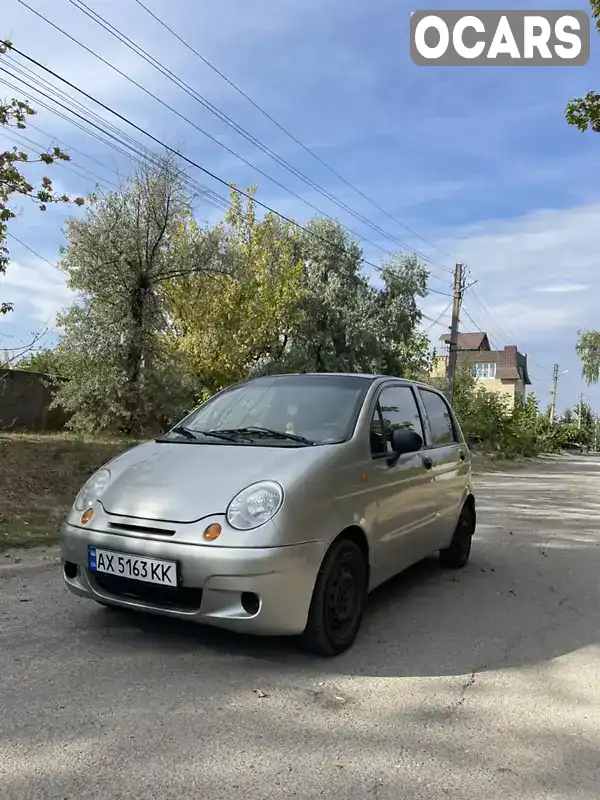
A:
[300, 538, 368, 657]
[440, 503, 475, 569]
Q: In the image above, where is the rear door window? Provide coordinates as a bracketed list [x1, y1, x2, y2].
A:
[418, 389, 456, 446]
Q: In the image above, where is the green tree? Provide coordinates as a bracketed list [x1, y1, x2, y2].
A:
[260, 217, 430, 376]
[576, 330, 600, 385]
[565, 2, 600, 133]
[162, 187, 304, 393]
[1, 40, 84, 315]
[51, 155, 223, 435]
[11, 346, 64, 375]
[561, 407, 573, 423]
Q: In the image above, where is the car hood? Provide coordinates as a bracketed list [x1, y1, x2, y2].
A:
[99, 440, 329, 523]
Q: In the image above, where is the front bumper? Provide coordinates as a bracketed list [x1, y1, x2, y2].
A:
[60, 523, 328, 636]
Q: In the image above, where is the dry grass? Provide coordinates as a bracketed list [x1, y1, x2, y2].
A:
[0, 432, 136, 551]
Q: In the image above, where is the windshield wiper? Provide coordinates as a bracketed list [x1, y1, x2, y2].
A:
[169, 426, 240, 443]
[221, 426, 314, 445]
[170, 425, 198, 440]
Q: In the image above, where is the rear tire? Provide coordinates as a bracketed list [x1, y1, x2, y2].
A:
[300, 538, 368, 657]
[440, 503, 475, 569]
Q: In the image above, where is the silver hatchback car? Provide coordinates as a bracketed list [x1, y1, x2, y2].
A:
[61, 373, 475, 656]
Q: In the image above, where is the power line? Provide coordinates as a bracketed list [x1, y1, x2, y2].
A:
[16, 0, 454, 289]
[68, 0, 454, 276]
[6, 231, 60, 270]
[26, 119, 117, 173]
[2, 47, 454, 297]
[463, 271, 553, 375]
[461, 303, 551, 383]
[423, 301, 452, 332]
[460, 305, 500, 349]
[1, 127, 117, 191]
[0, 60, 234, 214]
[132, 0, 460, 269]
[17, 0, 452, 281]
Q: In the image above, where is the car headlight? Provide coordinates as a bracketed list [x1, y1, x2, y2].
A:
[74, 468, 111, 511]
[226, 480, 284, 531]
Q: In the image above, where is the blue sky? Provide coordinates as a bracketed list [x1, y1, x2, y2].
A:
[1, 0, 599, 413]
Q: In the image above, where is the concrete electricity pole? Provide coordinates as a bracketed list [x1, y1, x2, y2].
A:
[578, 393, 584, 429]
[549, 364, 559, 423]
[446, 263, 464, 405]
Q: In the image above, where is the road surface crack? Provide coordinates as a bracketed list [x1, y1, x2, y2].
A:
[457, 666, 485, 708]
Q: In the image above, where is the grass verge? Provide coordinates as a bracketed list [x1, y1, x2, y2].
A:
[0, 433, 134, 552]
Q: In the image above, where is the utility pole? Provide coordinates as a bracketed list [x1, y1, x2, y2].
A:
[578, 393, 584, 429]
[446, 263, 464, 404]
[549, 364, 559, 423]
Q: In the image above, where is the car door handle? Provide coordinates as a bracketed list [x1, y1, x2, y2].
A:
[422, 456, 433, 470]
[459, 450, 466, 461]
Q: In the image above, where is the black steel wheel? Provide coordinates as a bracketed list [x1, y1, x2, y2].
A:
[300, 538, 368, 656]
[440, 503, 475, 569]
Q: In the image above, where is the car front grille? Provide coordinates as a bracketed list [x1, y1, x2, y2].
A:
[92, 572, 202, 612]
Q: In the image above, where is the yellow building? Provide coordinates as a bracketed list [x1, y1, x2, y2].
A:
[431, 331, 531, 409]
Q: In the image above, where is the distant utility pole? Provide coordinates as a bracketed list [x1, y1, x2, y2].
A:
[549, 364, 559, 423]
[578, 392, 584, 429]
[446, 263, 464, 404]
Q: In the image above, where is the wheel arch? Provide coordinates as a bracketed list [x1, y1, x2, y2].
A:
[331, 524, 371, 575]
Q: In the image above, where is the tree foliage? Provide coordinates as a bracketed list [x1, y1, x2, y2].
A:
[260, 218, 430, 377]
[575, 329, 600, 385]
[9, 346, 65, 375]
[31, 156, 594, 456]
[162, 188, 304, 393]
[565, 2, 600, 133]
[50, 155, 223, 435]
[1, 40, 84, 315]
[425, 366, 593, 458]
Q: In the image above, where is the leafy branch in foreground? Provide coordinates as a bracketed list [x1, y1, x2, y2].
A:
[0, 39, 84, 314]
[564, 2, 600, 134]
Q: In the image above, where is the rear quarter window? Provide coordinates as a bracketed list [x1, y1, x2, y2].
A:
[418, 389, 457, 446]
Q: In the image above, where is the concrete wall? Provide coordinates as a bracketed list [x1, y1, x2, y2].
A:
[0, 369, 68, 432]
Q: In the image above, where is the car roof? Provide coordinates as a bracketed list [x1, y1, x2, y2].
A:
[247, 372, 444, 392]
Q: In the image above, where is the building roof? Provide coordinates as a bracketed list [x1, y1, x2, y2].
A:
[440, 331, 490, 351]
[438, 331, 531, 385]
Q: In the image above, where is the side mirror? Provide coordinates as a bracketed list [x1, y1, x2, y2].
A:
[467, 433, 481, 445]
[390, 427, 423, 455]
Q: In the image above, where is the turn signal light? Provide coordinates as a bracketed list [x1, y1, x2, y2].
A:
[81, 508, 94, 525]
[203, 523, 222, 541]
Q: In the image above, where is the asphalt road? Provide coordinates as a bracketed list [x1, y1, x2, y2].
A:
[1, 455, 599, 800]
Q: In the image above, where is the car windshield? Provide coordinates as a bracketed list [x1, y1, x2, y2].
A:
[176, 375, 372, 446]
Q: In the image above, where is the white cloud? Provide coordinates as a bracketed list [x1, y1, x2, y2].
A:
[0, 256, 72, 331]
[427, 202, 600, 343]
[534, 283, 588, 294]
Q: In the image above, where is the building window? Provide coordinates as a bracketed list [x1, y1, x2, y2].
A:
[473, 362, 496, 379]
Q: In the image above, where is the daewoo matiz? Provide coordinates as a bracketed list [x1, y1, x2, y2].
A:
[61, 373, 476, 656]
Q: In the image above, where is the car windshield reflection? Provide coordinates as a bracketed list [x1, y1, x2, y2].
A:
[171, 374, 372, 446]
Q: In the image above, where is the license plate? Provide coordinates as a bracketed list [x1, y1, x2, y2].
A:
[88, 546, 177, 586]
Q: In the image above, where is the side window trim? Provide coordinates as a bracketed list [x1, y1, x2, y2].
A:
[371, 399, 388, 459]
[417, 387, 459, 449]
[370, 382, 428, 456]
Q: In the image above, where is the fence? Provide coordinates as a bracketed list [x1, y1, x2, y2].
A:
[0, 368, 69, 432]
